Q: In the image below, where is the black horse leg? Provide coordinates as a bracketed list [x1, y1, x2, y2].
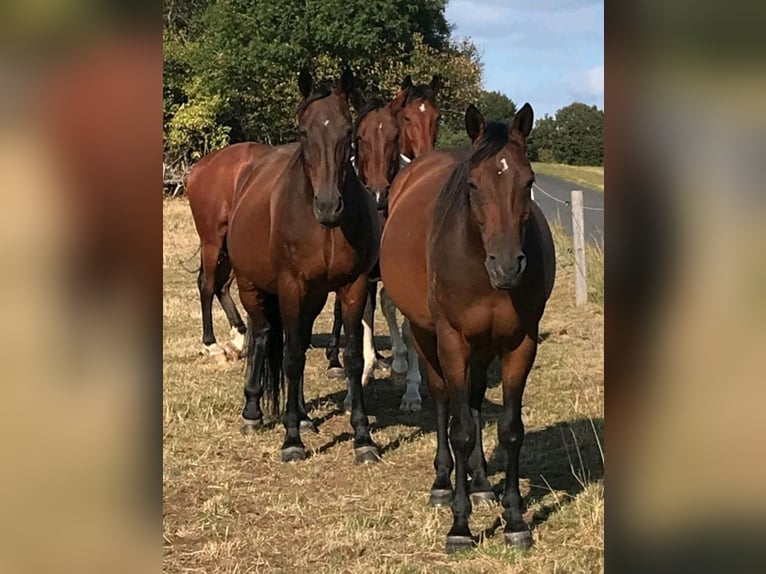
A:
[325, 296, 345, 377]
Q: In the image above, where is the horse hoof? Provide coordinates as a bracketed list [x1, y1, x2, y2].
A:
[327, 366, 345, 380]
[354, 445, 380, 465]
[300, 419, 318, 433]
[429, 489, 453, 507]
[445, 535, 475, 554]
[504, 530, 533, 549]
[281, 446, 307, 463]
[470, 490, 498, 505]
[399, 396, 422, 412]
[240, 418, 263, 434]
[222, 342, 240, 361]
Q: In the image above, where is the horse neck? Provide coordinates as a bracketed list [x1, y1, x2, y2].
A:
[430, 184, 483, 269]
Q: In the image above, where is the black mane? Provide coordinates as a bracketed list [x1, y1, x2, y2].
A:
[406, 83, 438, 104]
[296, 81, 336, 116]
[432, 121, 510, 232]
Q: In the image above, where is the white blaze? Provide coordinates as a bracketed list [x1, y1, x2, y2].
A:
[419, 103, 426, 112]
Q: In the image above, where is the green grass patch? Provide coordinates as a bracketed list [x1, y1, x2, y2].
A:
[532, 163, 604, 192]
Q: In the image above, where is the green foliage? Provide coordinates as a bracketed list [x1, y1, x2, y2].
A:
[477, 90, 516, 125]
[164, 0, 462, 151]
[553, 103, 604, 166]
[527, 114, 557, 162]
[527, 105, 604, 166]
[436, 124, 470, 148]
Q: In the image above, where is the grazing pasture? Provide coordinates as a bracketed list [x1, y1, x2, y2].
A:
[163, 198, 603, 573]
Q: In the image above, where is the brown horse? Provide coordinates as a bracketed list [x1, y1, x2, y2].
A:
[186, 142, 273, 361]
[380, 74, 442, 410]
[380, 104, 555, 552]
[228, 69, 382, 464]
[326, 76, 441, 412]
[391, 74, 441, 160]
[323, 96, 401, 407]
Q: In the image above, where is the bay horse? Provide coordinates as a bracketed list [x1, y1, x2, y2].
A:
[323, 96, 400, 411]
[326, 74, 441, 412]
[228, 68, 381, 464]
[379, 104, 555, 551]
[186, 142, 273, 361]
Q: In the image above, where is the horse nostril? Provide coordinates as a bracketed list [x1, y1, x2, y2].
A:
[335, 198, 345, 214]
[517, 254, 526, 265]
[488, 254, 497, 262]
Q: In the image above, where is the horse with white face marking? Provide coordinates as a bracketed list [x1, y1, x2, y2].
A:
[383, 74, 441, 411]
[325, 76, 442, 413]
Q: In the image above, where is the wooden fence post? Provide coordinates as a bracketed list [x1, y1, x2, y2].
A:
[571, 189, 587, 306]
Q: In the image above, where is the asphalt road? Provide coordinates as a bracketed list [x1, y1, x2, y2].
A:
[533, 173, 604, 246]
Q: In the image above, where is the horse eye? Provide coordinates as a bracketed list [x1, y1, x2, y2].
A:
[404, 116, 411, 123]
[468, 179, 478, 190]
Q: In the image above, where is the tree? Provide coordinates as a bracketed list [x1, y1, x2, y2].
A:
[477, 90, 516, 125]
[527, 114, 557, 162]
[163, 0, 484, 163]
[552, 103, 604, 166]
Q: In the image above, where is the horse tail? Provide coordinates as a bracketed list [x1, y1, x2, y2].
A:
[262, 293, 284, 419]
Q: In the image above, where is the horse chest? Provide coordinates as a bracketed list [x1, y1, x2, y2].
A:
[446, 294, 526, 344]
[285, 229, 359, 281]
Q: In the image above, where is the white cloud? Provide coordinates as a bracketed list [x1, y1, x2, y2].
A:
[585, 65, 604, 95]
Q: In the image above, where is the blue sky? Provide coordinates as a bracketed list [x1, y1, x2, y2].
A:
[445, 0, 604, 119]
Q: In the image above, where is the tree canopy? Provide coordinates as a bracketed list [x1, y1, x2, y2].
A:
[527, 103, 604, 166]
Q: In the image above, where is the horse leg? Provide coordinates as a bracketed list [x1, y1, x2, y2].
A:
[409, 323, 453, 507]
[198, 243, 226, 362]
[325, 295, 345, 378]
[343, 287, 377, 413]
[237, 286, 273, 432]
[214, 258, 247, 357]
[436, 323, 476, 552]
[498, 331, 538, 549]
[399, 318, 423, 411]
[367, 281, 385, 364]
[296, 330, 318, 434]
[278, 279, 326, 462]
[380, 287, 408, 374]
[338, 276, 380, 464]
[467, 357, 496, 504]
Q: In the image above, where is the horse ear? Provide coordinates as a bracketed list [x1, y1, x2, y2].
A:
[430, 74, 441, 95]
[465, 104, 485, 142]
[390, 87, 407, 114]
[339, 68, 355, 96]
[511, 103, 534, 138]
[401, 75, 413, 90]
[298, 68, 313, 99]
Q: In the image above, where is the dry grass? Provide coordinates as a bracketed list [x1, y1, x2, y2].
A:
[531, 163, 604, 192]
[163, 197, 604, 573]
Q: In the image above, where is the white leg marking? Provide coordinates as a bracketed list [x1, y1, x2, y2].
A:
[380, 288, 407, 374]
[362, 318, 375, 385]
[204, 342, 228, 364]
[229, 327, 246, 353]
[400, 319, 422, 411]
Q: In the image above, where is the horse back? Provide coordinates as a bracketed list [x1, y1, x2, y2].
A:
[186, 142, 272, 242]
